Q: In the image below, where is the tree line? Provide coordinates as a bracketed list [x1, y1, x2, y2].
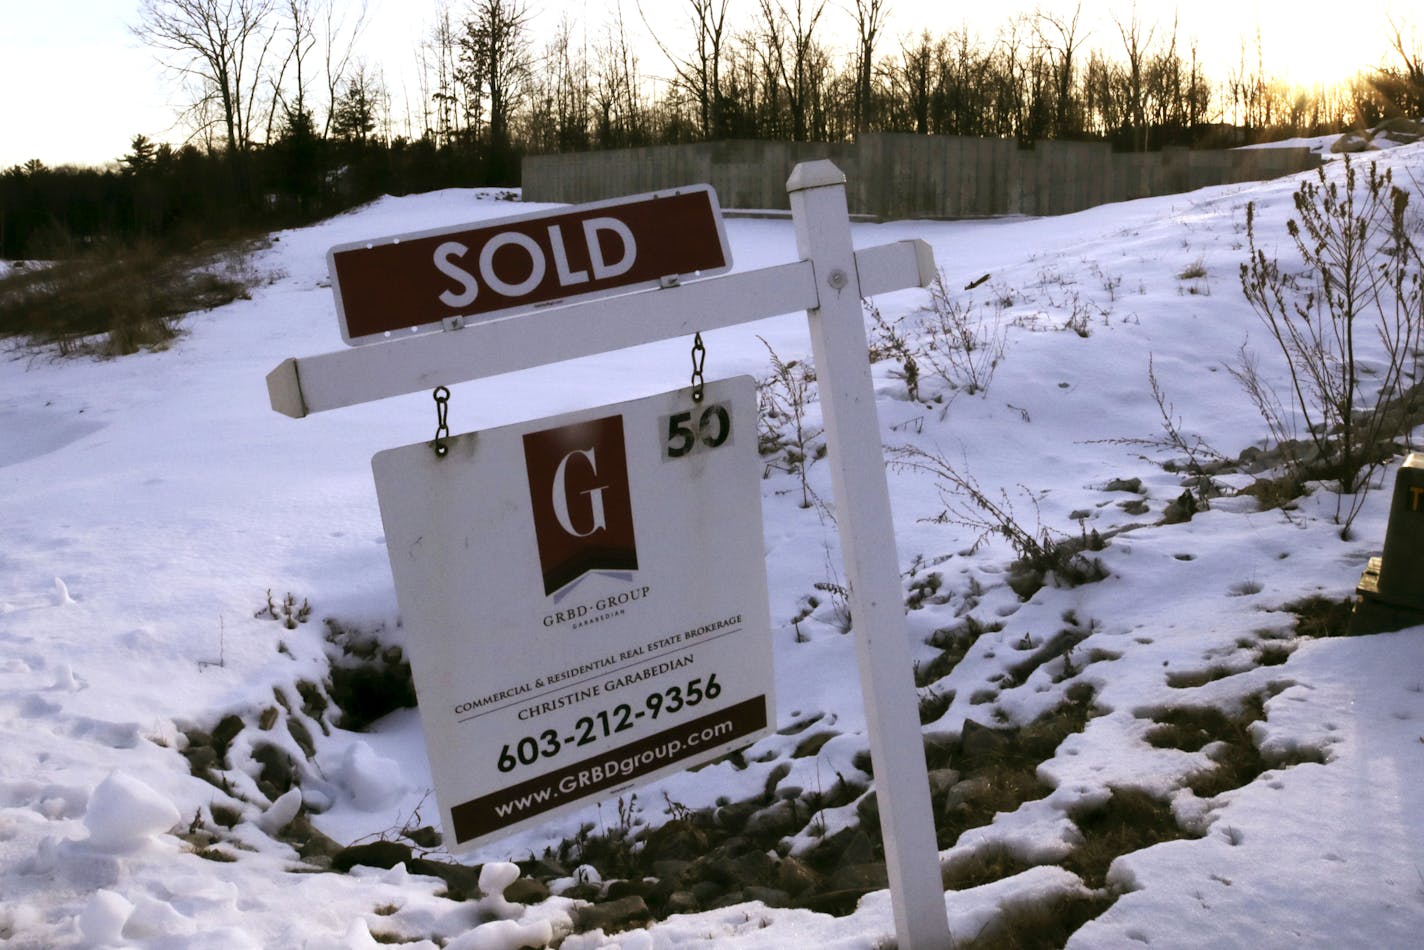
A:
[3, 0, 1421, 260]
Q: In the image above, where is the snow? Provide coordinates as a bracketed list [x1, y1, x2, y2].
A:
[4, 149, 1424, 947]
[1236, 123, 1421, 156]
[1235, 133, 1340, 153]
[83, 772, 183, 853]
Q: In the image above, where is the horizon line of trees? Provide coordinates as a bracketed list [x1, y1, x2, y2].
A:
[3, 0, 1422, 260]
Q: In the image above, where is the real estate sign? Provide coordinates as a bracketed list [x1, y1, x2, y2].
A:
[274, 166, 950, 946]
[329, 186, 732, 345]
[370, 376, 774, 848]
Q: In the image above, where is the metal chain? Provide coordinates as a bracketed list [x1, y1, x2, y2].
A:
[690, 332, 707, 403]
[432, 386, 451, 457]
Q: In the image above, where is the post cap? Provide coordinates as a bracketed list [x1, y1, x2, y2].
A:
[786, 160, 846, 193]
[267, 358, 308, 418]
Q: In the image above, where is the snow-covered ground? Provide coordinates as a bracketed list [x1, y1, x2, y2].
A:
[4, 146, 1424, 948]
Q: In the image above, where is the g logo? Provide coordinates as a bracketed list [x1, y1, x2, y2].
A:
[524, 416, 637, 596]
[552, 448, 607, 538]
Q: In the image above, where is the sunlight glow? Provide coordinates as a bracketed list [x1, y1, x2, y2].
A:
[1, 0, 1419, 168]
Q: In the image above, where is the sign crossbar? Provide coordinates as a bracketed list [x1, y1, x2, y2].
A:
[267, 241, 932, 418]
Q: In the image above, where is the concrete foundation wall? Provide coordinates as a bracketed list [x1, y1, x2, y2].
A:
[522, 134, 1321, 218]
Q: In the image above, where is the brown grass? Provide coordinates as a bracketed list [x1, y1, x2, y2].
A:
[1064, 787, 1199, 888]
[952, 891, 1116, 949]
[0, 239, 260, 356]
[1286, 595, 1354, 638]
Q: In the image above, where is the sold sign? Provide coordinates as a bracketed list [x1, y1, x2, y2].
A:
[327, 186, 732, 345]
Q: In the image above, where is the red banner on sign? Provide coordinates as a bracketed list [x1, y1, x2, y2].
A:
[522, 414, 639, 596]
[450, 696, 768, 843]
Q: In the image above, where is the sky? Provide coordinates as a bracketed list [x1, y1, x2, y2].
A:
[0, 0, 1413, 170]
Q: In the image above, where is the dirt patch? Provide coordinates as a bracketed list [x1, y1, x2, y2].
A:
[1285, 595, 1355, 638]
[1064, 787, 1200, 888]
[928, 683, 1098, 850]
[917, 615, 1002, 687]
[1146, 694, 1325, 799]
[951, 890, 1117, 950]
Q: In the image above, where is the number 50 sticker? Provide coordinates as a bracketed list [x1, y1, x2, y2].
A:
[662, 402, 732, 460]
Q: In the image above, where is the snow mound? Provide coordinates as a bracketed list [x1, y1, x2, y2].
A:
[260, 786, 304, 834]
[83, 771, 180, 852]
[78, 889, 134, 946]
[338, 740, 408, 811]
[447, 918, 556, 950]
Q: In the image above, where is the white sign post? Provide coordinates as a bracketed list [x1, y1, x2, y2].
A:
[788, 164, 951, 948]
[268, 162, 952, 948]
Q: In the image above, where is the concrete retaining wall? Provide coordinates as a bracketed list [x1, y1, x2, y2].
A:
[522, 134, 1321, 218]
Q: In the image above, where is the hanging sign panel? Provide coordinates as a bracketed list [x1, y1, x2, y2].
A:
[371, 376, 774, 849]
[330, 185, 732, 345]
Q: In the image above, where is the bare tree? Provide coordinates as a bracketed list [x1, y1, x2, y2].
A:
[745, 8, 786, 137]
[592, 8, 648, 147]
[891, 31, 935, 134]
[1082, 47, 1123, 137]
[320, 0, 369, 138]
[1185, 38, 1208, 131]
[459, 0, 534, 163]
[852, 0, 889, 135]
[641, 0, 732, 138]
[1143, 14, 1181, 136]
[1034, 2, 1087, 138]
[267, 0, 365, 142]
[527, 15, 590, 151]
[1113, 3, 1157, 150]
[755, 0, 826, 140]
[422, 3, 465, 143]
[1374, 14, 1424, 116]
[991, 15, 1033, 140]
[133, 0, 281, 174]
[940, 26, 994, 136]
[267, 0, 316, 142]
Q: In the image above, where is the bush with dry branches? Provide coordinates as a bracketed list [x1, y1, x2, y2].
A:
[891, 445, 1106, 599]
[1239, 156, 1424, 535]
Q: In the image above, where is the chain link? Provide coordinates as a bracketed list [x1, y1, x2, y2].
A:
[689, 332, 707, 403]
[432, 386, 451, 457]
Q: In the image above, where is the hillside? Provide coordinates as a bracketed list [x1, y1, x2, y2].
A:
[2, 147, 1424, 948]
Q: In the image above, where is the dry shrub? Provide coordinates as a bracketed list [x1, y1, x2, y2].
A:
[0, 238, 259, 356]
[1239, 157, 1424, 536]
